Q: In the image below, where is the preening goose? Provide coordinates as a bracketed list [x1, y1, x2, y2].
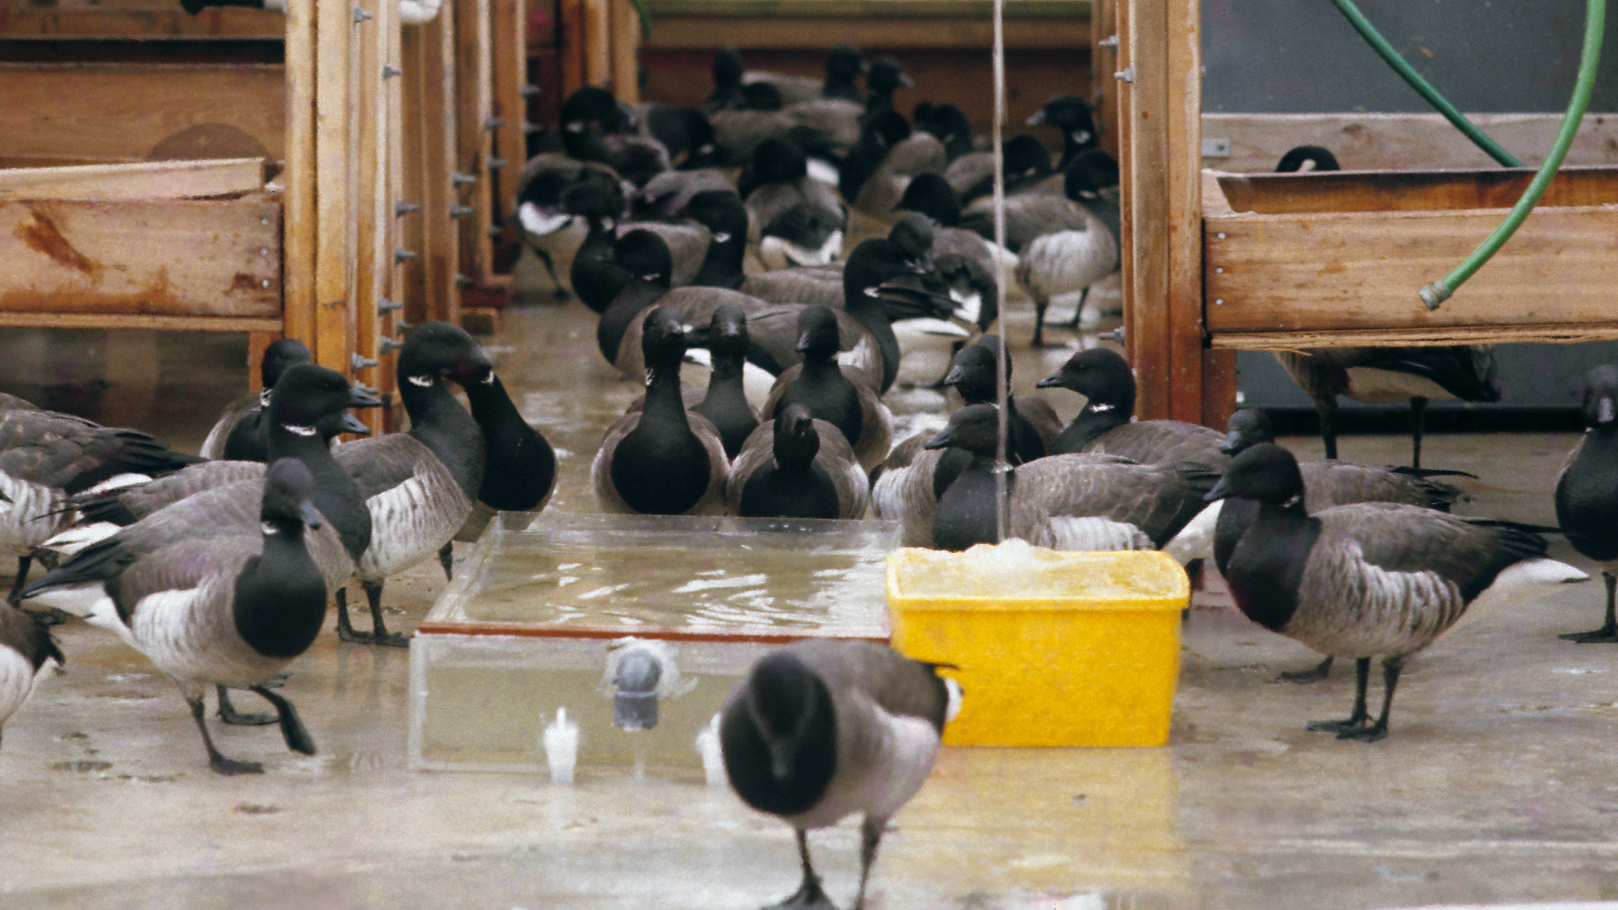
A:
[0, 396, 204, 603]
[1555, 365, 1618, 643]
[1273, 345, 1500, 470]
[1208, 443, 1587, 741]
[511, 151, 626, 300]
[760, 305, 894, 474]
[1037, 347, 1228, 469]
[200, 337, 313, 461]
[941, 336, 1061, 464]
[592, 307, 729, 515]
[331, 322, 493, 646]
[451, 371, 559, 547]
[721, 640, 958, 910]
[1215, 408, 1468, 683]
[31, 459, 330, 774]
[925, 403, 1217, 557]
[725, 404, 870, 519]
[1266, 145, 1499, 469]
[742, 137, 849, 269]
[0, 603, 61, 747]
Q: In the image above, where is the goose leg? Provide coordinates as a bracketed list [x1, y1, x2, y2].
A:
[853, 816, 887, 910]
[1061, 286, 1093, 329]
[532, 247, 572, 301]
[250, 684, 318, 755]
[768, 828, 837, 910]
[1337, 655, 1404, 742]
[363, 580, 411, 648]
[216, 685, 276, 726]
[335, 586, 367, 644]
[6, 555, 31, 605]
[1030, 297, 1056, 349]
[188, 695, 263, 775]
[1561, 572, 1618, 642]
[438, 542, 454, 580]
[1276, 655, 1333, 684]
[1308, 656, 1370, 734]
[1314, 396, 1340, 461]
[1408, 396, 1429, 469]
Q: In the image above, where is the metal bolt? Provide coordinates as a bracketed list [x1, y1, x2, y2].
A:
[395, 319, 414, 332]
[356, 383, 381, 397]
[261, 279, 271, 288]
[377, 297, 404, 313]
[381, 336, 405, 354]
[487, 223, 504, 237]
[1115, 67, 1134, 83]
[486, 157, 508, 170]
[1217, 232, 1226, 240]
[1214, 298, 1225, 306]
[455, 274, 473, 288]
[353, 6, 373, 23]
[394, 247, 420, 263]
[522, 121, 541, 134]
[1215, 267, 1224, 273]
[352, 352, 379, 371]
[449, 204, 474, 218]
[395, 200, 421, 217]
[1098, 33, 1119, 49]
[452, 172, 478, 187]
[521, 84, 540, 96]
[485, 117, 506, 130]
[382, 64, 404, 79]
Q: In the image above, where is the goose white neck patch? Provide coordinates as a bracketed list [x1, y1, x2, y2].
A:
[1088, 402, 1115, 413]
[262, 521, 281, 535]
[283, 423, 318, 437]
[258, 390, 273, 407]
[408, 375, 436, 388]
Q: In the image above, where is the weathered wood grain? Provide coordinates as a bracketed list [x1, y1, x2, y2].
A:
[0, 158, 266, 201]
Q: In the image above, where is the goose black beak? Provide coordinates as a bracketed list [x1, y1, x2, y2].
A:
[924, 427, 955, 450]
[941, 366, 965, 388]
[299, 500, 324, 529]
[1218, 432, 1245, 456]
[339, 412, 373, 437]
[1034, 373, 1062, 389]
[348, 385, 384, 408]
[1205, 477, 1232, 502]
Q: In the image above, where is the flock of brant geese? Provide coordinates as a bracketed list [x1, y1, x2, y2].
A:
[0, 44, 1607, 909]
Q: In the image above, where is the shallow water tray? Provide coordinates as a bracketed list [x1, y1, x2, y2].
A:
[887, 544, 1189, 747]
[408, 513, 896, 779]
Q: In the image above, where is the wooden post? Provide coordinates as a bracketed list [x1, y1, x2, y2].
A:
[1121, 0, 1205, 425]
[1091, 0, 1119, 159]
[559, 0, 586, 97]
[383, 0, 405, 431]
[490, 0, 529, 229]
[314, 0, 356, 376]
[455, 0, 495, 290]
[609, 0, 638, 103]
[417, 5, 462, 325]
[583, 0, 610, 87]
[352, 0, 391, 435]
[283, 0, 317, 349]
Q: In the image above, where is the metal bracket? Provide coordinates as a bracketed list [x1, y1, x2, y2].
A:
[382, 64, 404, 80]
[351, 352, 379, 371]
[1115, 67, 1134, 83]
[1098, 33, 1119, 49]
[352, 6, 373, 23]
[377, 297, 404, 314]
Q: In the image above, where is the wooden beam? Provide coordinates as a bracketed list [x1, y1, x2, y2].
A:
[283, 0, 318, 349]
[314, 0, 356, 375]
[0, 313, 282, 332]
[0, 8, 285, 38]
[1212, 325, 1618, 350]
[0, 158, 266, 201]
[456, 0, 496, 287]
[0, 198, 281, 319]
[1202, 112, 1618, 174]
[0, 63, 286, 164]
[1120, 0, 1204, 425]
[643, 16, 1089, 49]
[1204, 206, 1618, 334]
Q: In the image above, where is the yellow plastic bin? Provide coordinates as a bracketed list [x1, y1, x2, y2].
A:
[886, 542, 1189, 747]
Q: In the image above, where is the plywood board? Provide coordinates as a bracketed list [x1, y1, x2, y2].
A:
[0, 198, 281, 319]
[0, 158, 266, 201]
[1204, 205, 1618, 335]
[0, 63, 286, 163]
[1210, 165, 1618, 216]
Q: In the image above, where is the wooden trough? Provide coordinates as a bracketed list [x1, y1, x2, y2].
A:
[1202, 165, 1618, 350]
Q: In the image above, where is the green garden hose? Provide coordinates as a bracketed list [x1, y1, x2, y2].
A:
[1330, 0, 1524, 168]
[1418, 0, 1605, 310]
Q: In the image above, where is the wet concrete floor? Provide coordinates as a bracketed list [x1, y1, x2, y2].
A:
[4, 242, 1618, 910]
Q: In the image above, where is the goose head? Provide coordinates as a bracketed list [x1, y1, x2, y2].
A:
[772, 404, 822, 469]
[1220, 408, 1276, 456]
[260, 458, 325, 531]
[865, 55, 913, 95]
[266, 363, 379, 440]
[1582, 365, 1618, 429]
[680, 189, 749, 246]
[689, 302, 750, 359]
[925, 403, 1001, 457]
[613, 228, 675, 289]
[1026, 93, 1097, 151]
[942, 339, 1010, 406]
[887, 213, 936, 274]
[259, 338, 313, 392]
[397, 321, 495, 391]
[640, 306, 692, 369]
[1206, 443, 1305, 506]
[824, 44, 867, 82]
[711, 47, 745, 92]
[1276, 145, 1340, 173]
[1036, 347, 1135, 414]
[794, 305, 843, 360]
[1063, 149, 1119, 202]
[894, 173, 962, 226]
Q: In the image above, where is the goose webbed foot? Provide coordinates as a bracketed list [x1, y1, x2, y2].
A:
[189, 696, 264, 775]
[438, 542, 454, 581]
[216, 685, 276, 726]
[335, 586, 410, 647]
[767, 829, 838, 910]
[1333, 720, 1389, 742]
[1306, 715, 1369, 736]
[1276, 655, 1333, 684]
[251, 684, 317, 755]
[1559, 624, 1618, 643]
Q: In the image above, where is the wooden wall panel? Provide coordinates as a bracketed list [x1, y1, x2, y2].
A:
[0, 63, 286, 164]
[0, 198, 281, 320]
